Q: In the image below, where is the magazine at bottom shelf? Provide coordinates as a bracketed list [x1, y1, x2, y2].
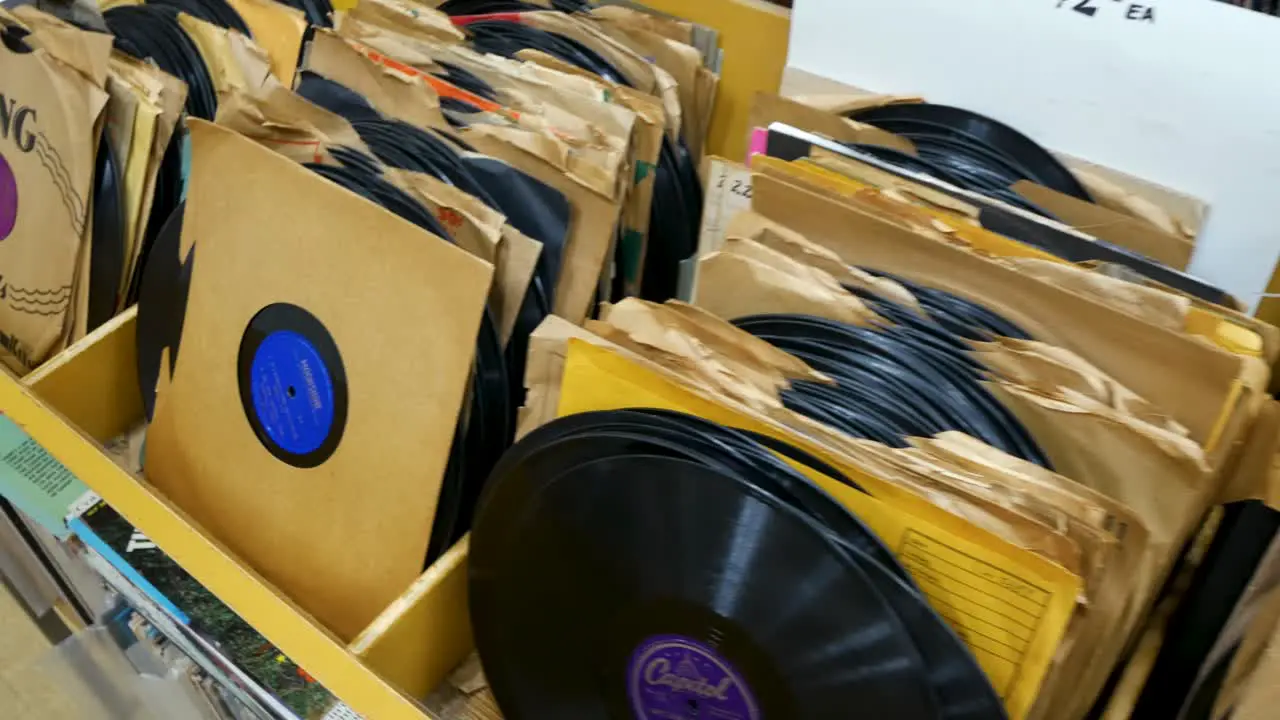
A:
[69, 427, 364, 720]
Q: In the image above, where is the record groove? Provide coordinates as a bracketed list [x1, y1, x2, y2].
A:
[89, 131, 125, 333]
[472, 409, 1005, 720]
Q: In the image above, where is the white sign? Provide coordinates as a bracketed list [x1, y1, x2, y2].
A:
[787, 0, 1280, 308]
[1053, 0, 1158, 24]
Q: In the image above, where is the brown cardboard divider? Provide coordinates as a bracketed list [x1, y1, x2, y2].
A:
[19, 307, 472, 718]
[1012, 181, 1194, 270]
[223, 0, 307, 82]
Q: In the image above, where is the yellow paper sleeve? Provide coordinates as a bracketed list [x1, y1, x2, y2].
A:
[558, 340, 1080, 719]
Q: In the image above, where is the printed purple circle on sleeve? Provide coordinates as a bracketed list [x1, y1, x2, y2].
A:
[0, 153, 18, 241]
[628, 634, 761, 720]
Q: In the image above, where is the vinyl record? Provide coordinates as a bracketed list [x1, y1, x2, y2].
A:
[425, 424, 470, 567]
[89, 132, 126, 333]
[295, 71, 383, 124]
[126, 126, 186, 308]
[844, 142, 968, 188]
[105, 5, 218, 120]
[465, 20, 629, 86]
[452, 17, 704, 306]
[461, 156, 570, 303]
[236, 302, 349, 468]
[618, 409, 900, 576]
[733, 313, 1051, 468]
[135, 202, 191, 419]
[147, 0, 252, 36]
[304, 162, 452, 240]
[641, 135, 695, 302]
[351, 118, 499, 208]
[473, 411, 1003, 718]
[864, 270, 1033, 341]
[470, 410, 989, 719]
[295, 71, 571, 299]
[276, 0, 332, 26]
[433, 61, 499, 102]
[764, 123, 1232, 305]
[328, 145, 384, 177]
[472, 460, 939, 719]
[850, 103, 1091, 202]
[686, 414, 1004, 720]
[298, 149, 514, 564]
[1, 17, 32, 53]
[424, 305, 512, 564]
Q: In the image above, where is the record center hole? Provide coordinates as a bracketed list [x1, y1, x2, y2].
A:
[287, 386, 296, 398]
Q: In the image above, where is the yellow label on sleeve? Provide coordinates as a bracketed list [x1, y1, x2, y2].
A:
[558, 340, 1079, 719]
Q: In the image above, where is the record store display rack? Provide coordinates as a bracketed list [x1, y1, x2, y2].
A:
[0, 1, 1279, 720]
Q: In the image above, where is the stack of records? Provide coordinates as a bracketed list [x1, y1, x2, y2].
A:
[471, 408, 1005, 718]
[462, 88, 1280, 720]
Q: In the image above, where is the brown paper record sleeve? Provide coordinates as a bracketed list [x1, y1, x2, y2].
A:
[0, 11, 110, 371]
[145, 120, 493, 640]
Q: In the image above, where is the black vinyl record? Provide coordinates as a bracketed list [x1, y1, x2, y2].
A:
[295, 71, 383, 124]
[425, 305, 512, 565]
[471, 410, 1007, 720]
[641, 135, 696, 302]
[105, 6, 218, 121]
[135, 202, 191, 419]
[295, 151, 515, 561]
[126, 126, 186, 308]
[0, 18, 32, 53]
[147, 0, 252, 36]
[88, 132, 125, 333]
[733, 312, 1050, 469]
[849, 103, 1091, 203]
[461, 156, 570, 304]
[765, 124, 1232, 305]
[304, 162, 452, 240]
[472, 456, 938, 718]
[433, 61, 499, 102]
[236, 302, 349, 469]
[275, 0, 332, 26]
[295, 71, 570, 302]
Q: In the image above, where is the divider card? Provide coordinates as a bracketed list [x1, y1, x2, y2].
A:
[557, 339, 1080, 720]
[0, 414, 93, 538]
[696, 155, 753, 257]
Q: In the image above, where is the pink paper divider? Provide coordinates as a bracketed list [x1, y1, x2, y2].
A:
[747, 128, 769, 166]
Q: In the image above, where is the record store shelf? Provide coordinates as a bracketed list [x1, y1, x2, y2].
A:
[6, 310, 460, 720]
[0, 4, 798, 717]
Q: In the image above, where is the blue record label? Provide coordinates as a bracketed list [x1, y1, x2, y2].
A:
[248, 330, 336, 457]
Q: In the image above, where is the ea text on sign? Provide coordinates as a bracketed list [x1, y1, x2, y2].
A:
[1056, 0, 1157, 23]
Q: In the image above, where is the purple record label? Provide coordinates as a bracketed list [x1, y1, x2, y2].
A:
[0, 153, 18, 241]
[627, 635, 760, 720]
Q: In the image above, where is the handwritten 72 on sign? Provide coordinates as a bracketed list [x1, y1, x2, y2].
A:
[1056, 0, 1156, 23]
